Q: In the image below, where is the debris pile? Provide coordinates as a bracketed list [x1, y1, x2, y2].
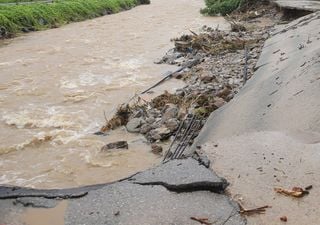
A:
[156, 26, 266, 67]
[98, 22, 270, 155]
[99, 104, 131, 133]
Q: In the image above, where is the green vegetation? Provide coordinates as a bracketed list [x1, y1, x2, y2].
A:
[201, 0, 244, 16]
[0, 0, 46, 3]
[0, 0, 149, 38]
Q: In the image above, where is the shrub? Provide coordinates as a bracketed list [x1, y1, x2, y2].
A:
[201, 0, 244, 16]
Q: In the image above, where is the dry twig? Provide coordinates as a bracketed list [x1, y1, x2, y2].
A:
[274, 187, 309, 198]
[189, 29, 199, 36]
[239, 204, 270, 215]
[190, 217, 213, 225]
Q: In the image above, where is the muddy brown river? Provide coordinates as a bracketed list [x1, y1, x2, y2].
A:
[0, 0, 229, 189]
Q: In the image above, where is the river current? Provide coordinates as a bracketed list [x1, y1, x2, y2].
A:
[0, 0, 228, 188]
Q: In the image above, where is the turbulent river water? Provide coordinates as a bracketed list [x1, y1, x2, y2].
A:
[0, 0, 229, 188]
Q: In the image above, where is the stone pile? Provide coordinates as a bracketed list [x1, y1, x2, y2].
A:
[122, 27, 267, 145]
[99, 24, 270, 154]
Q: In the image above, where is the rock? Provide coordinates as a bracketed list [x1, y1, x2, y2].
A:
[201, 75, 216, 84]
[248, 59, 255, 64]
[262, 33, 269, 39]
[126, 118, 145, 133]
[22, 27, 35, 33]
[217, 86, 231, 98]
[148, 109, 161, 118]
[154, 58, 163, 64]
[145, 117, 155, 124]
[140, 124, 152, 134]
[139, 0, 151, 4]
[251, 52, 259, 59]
[211, 97, 226, 109]
[151, 144, 163, 155]
[149, 127, 171, 141]
[228, 78, 235, 85]
[248, 11, 261, 19]
[0, 27, 7, 38]
[101, 141, 128, 151]
[233, 78, 242, 86]
[206, 85, 215, 90]
[159, 50, 184, 65]
[161, 104, 178, 122]
[175, 89, 185, 97]
[174, 72, 184, 79]
[174, 57, 185, 65]
[151, 122, 161, 129]
[165, 118, 180, 132]
[132, 109, 144, 118]
[149, 130, 161, 141]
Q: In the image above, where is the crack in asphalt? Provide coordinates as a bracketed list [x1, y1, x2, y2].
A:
[132, 180, 228, 194]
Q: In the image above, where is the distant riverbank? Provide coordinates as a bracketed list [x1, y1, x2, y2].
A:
[0, 0, 149, 38]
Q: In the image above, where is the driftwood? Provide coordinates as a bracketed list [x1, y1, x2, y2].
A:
[141, 57, 201, 94]
[239, 204, 270, 215]
[274, 186, 309, 198]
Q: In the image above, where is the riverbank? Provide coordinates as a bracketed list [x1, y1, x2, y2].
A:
[98, 2, 281, 160]
[0, 0, 149, 38]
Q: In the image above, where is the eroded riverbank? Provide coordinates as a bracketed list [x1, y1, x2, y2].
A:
[98, 2, 281, 163]
[0, 0, 229, 188]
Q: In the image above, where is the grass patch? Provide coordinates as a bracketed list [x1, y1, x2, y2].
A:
[201, 0, 245, 16]
[0, 0, 44, 3]
[0, 0, 149, 38]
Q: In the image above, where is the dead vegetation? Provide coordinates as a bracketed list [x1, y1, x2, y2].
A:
[151, 91, 183, 109]
[97, 7, 271, 145]
[100, 104, 131, 132]
[173, 30, 246, 55]
[190, 217, 214, 225]
[171, 26, 263, 56]
[239, 204, 271, 215]
[274, 186, 311, 198]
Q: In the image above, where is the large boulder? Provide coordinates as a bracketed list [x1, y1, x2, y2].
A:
[126, 118, 145, 133]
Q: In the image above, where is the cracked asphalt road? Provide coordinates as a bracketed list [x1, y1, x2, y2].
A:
[272, 0, 320, 12]
[0, 158, 246, 225]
